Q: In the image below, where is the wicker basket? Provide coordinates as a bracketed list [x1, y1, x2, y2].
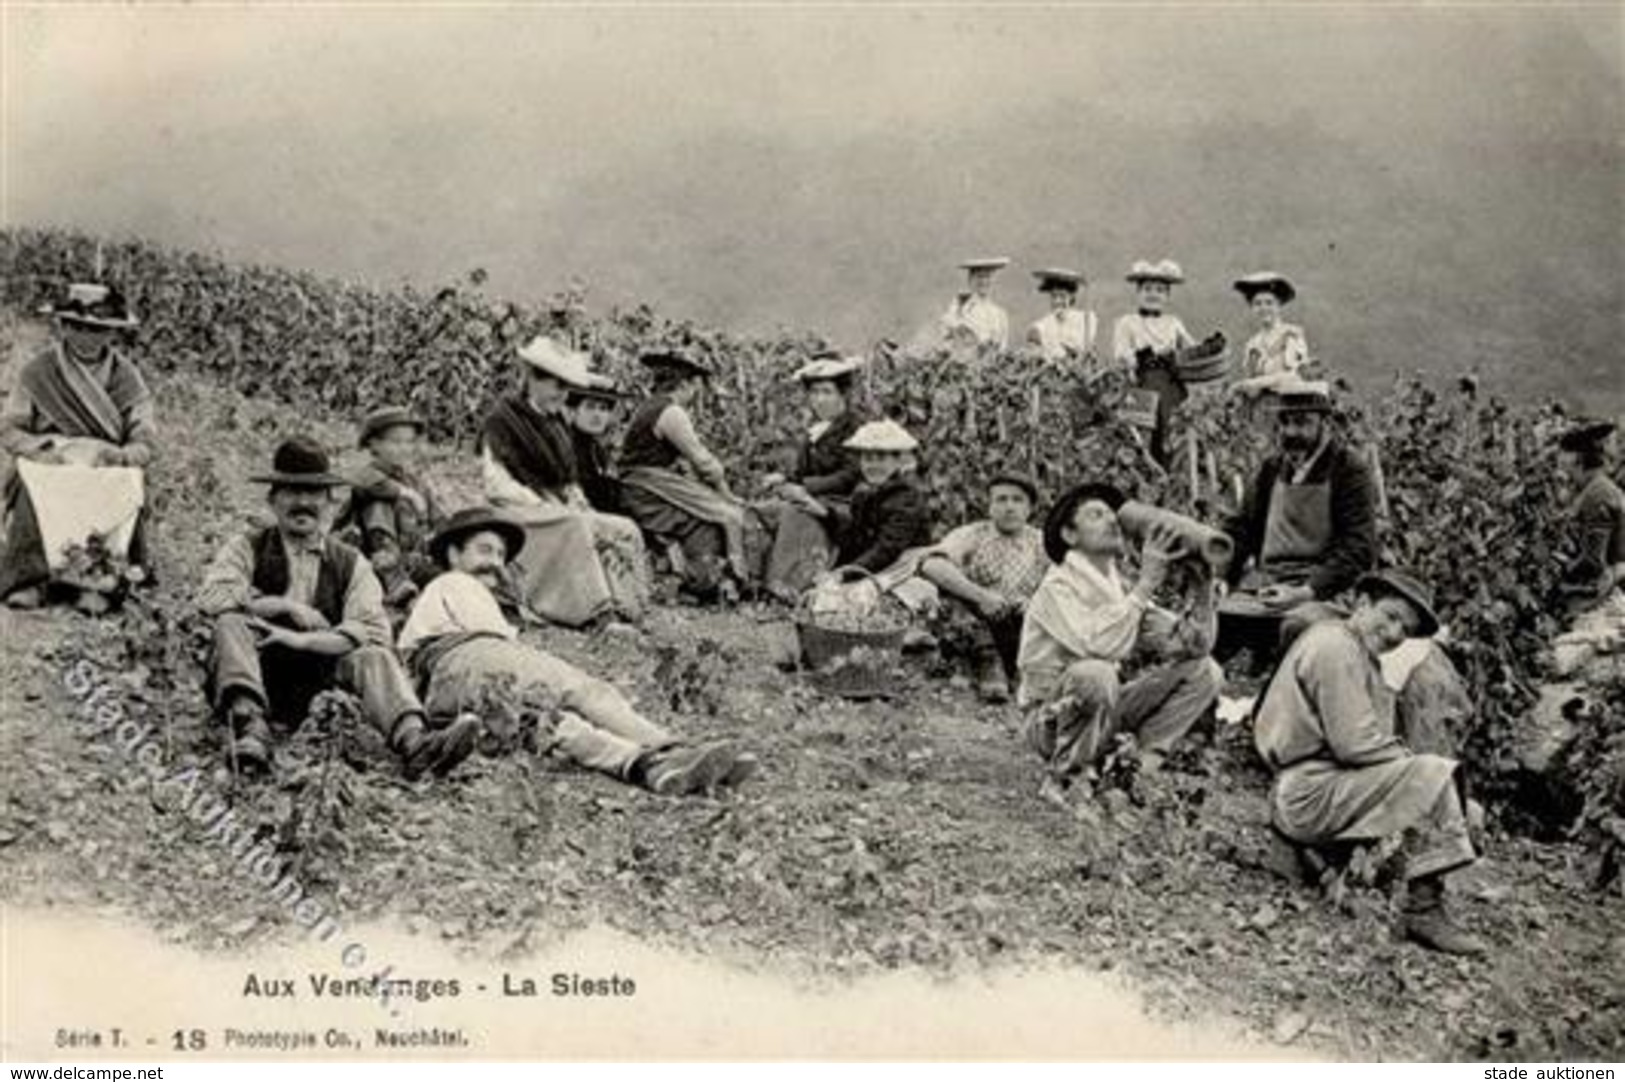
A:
[794, 567, 909, 700]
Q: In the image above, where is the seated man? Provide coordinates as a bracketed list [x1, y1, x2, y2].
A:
[336, 406, 442, 611]
[1552, 419, 1625, 677]
[918, 472, 1050, 702]
[398, 507, 757, 796]
[198, 437, 477, 779]
[1018, 481, 1223, 805]
[1254, 569, 1484, 956]
[0, 283, 155, 611]
[1219, 379, 1377, 664]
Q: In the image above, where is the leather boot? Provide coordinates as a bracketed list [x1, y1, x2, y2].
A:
[393, 713, 481, 781]
[225, 695, 272, 777]
[973, 645, 1010, 703]
[634, 742, 740, 796]
[1401, 874, 1486, 956]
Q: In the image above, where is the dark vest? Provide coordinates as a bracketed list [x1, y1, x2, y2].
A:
[249, 528, 360, 628]
[618, 395, 680, 472]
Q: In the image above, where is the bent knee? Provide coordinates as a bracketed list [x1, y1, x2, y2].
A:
[1062, 659, 1118, 700]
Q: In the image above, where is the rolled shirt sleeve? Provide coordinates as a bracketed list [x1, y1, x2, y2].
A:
[335, 557, 393, 648]
[197, 534, 257, 616]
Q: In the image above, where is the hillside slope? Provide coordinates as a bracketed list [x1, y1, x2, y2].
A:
[0, 311, 1620, 1061]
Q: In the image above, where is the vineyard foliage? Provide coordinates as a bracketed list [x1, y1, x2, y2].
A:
[0, 227, 1605, 818]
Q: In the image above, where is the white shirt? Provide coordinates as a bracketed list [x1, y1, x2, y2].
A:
[1111, 311, 1194, 370]
[1241, 322, 1310, 379]
[397, 570, 517, 659]
[1028, 310, 1100, 365]
[941, 295, 1010, 350]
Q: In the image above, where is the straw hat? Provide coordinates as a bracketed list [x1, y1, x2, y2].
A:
[843, 419, 919, 453]
[1233, 272, 1297, 304]
[516, 336, 598, 388]
[1125, 259, 1184, 285]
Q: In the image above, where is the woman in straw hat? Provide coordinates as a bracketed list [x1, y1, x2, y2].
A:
[481, 335, 650, 627]
[0, 282, 154, 611]
[1025, 268, 1100, 376]
[940, 258, 1013, 352]
[795, 419, 934, 600]
[1232, 272, 1311, 396]
[754, 352, 870, 601]
[1111, 260, 1196, 466]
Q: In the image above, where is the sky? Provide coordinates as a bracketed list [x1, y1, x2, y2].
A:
[3, 4, 1622, 403]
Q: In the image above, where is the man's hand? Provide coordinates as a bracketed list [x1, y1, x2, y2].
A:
[247, 596, 331, 631]
[760, 472, 788, 491]
[94, 445, 129, 467]
[252, 623, 308, 652]
[1136, 523, 1184, 595]
[975, 592, 1017, 621]
[25, 445, 67, 465]
[1258, 582, 1315, 607]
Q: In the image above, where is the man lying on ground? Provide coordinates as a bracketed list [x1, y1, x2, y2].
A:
[398, 506, 757, 797]
[1253, 568, 1485, 956]
[1018, 481, 1223, 806]
[917, 471, 1049, 703]
[198, 437, 477, 779]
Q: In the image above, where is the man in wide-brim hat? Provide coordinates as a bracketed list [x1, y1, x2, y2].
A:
[198, 436, 478, 780]
[481, 335, 651, 626]
[941, 257, 1012, 352]
[397, 506, 758, 797]
[1254, 567, 1486, 956]
[336, 405, 443, 610]
[1016, 480, 1222, 804]
[1217, 377, 1379, 665]
[1232, 271, 1311, 393]
[1552, 419, 1625, 676]
[617, 349, 749, 603]
[1026, 268, 1100, 374]
[1, 282, 156, 610]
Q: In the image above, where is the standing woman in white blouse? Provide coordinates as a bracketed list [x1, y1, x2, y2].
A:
[1232, 272, 1311, 397]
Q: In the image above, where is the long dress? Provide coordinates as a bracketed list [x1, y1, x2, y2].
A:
[758, 409, 864, 599]
[482, 396, 649, 626]
[0, 342, 154, 599]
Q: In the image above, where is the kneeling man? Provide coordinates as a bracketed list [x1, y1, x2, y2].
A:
[1254, 568, 1484, 955]
[198, 437, 476, 779]
[399, 507, 757, 796]
[1018, 481, 1222, 803]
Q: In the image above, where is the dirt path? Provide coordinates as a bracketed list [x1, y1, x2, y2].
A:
[1, 315, 1620, 1061]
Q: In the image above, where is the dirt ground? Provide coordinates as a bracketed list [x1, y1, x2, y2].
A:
[1, 314, 1620, 1061]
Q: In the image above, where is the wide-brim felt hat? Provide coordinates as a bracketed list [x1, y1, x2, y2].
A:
[1557, 419, 1617, 453]
[1266, 377, 1335, 413]
[1033, 267, 1085, 292]
[1356, 568, 1440, 638]
[1043, 481, 1128, 563]
[358, 406, 426, 447]
[987, 470, 1040, 504]
[40, 282, 140, 330]
[844, 419, 919, 453]
[250, 436, 348, 488]
[1125, 259, 1184, 285]
[429, 506, 527, 567]
[1234, 272, 1297, 304]
[959, 257, 1012, 272]
[639, 351, 714, 380]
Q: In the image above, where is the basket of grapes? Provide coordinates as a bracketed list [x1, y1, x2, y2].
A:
[795, 567, 911, 700]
